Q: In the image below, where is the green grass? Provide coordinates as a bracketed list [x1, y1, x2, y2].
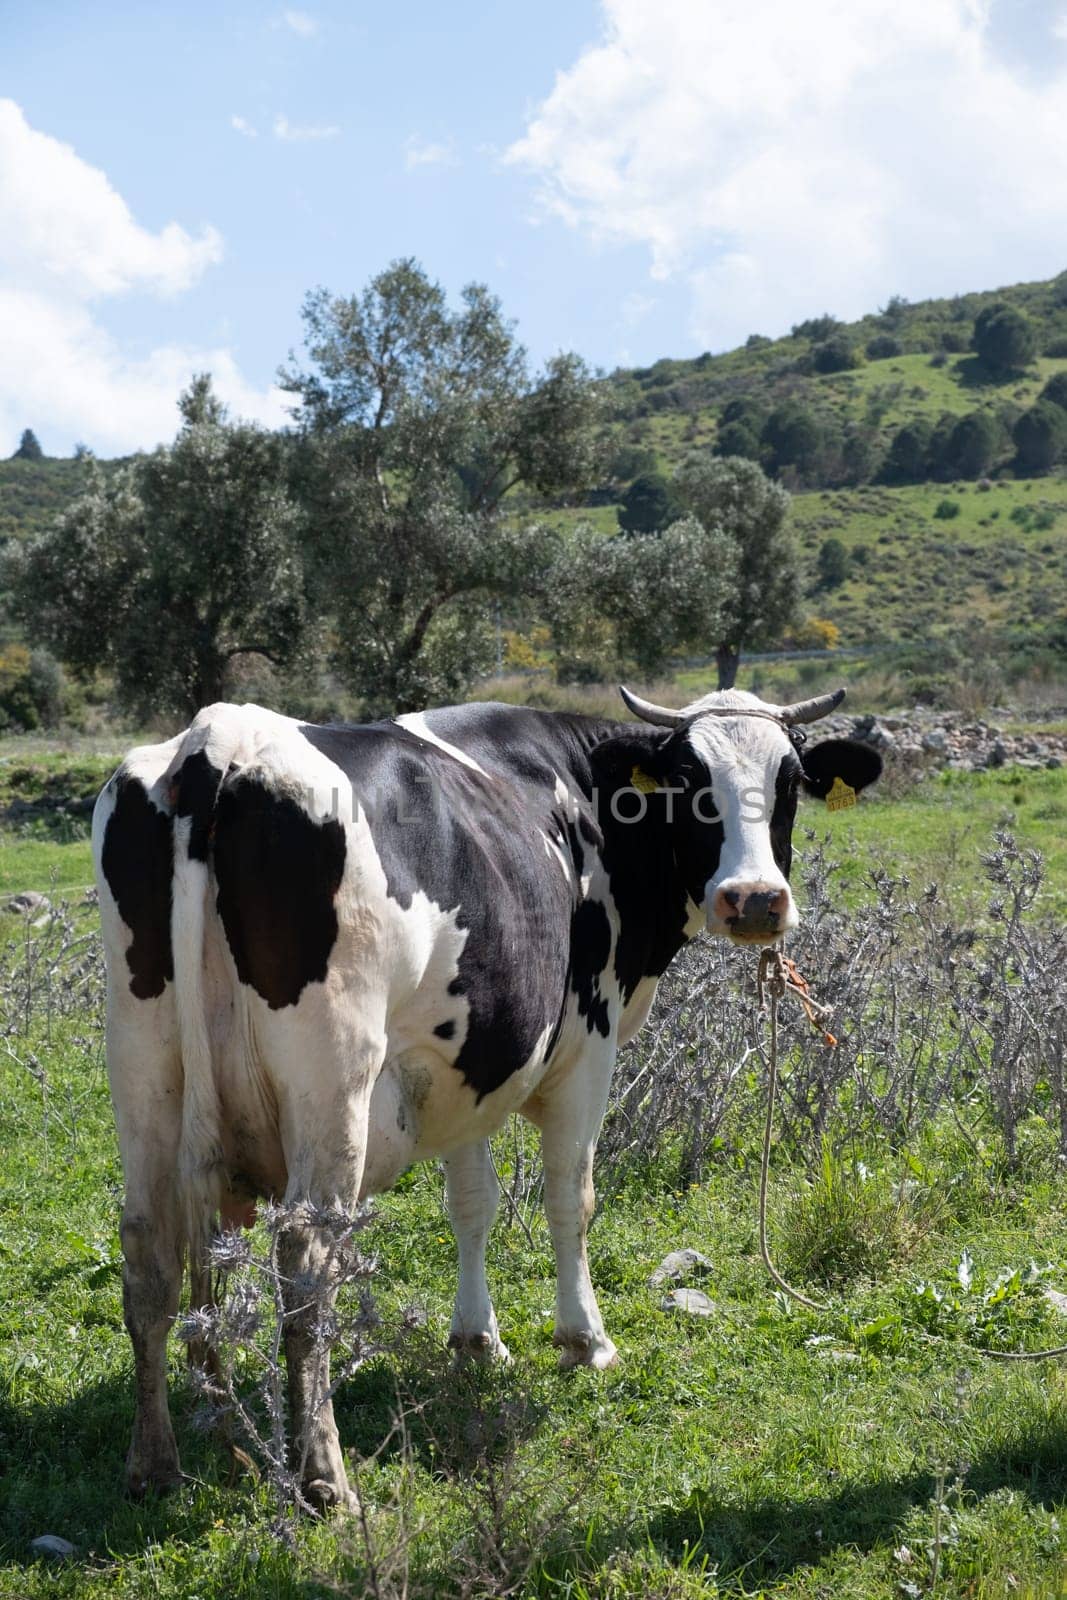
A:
[2, 774, 1067, 1596]
[1, 1022, 1064, 1598]
[817, 765, 1067, 919]
[0, 748, 118, 898]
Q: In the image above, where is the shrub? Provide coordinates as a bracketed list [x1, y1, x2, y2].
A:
[884, 420, 932, 482]
[787, 616, 841, 649]
[0, 644, 66, 732]
[973, 303, 1037, 373]
[815, 536, 849, 589]
[1013, 401, 1067, 472]
[791, 313, 840, 342]
[934, 498, 961, 519]
[1043, 335, 1067, 358]
[945, 410, 1000, 478]
[1039, 370, 1067, 411]
[812, 334, 858, 373]
[866, 333, 901, 360]
[714, 420, 762, 461]
[617, 472, 675, 535]
[761, 403, 824, 478]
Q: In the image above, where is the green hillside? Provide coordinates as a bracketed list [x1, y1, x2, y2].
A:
[608, 269, 1067, 444]
[0, 456, 93, 547]
[2, 270, 1067, 694]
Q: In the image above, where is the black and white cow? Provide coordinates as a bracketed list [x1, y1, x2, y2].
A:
[93, 686, 880, 1507]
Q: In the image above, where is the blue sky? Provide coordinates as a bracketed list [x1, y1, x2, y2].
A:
[2, 0, 1067, 456]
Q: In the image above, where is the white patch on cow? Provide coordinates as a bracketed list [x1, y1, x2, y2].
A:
[684, 691, 797, 931]
[553, 772, 583, 818]
[395, 712, 490, 778]
[539, 825, 573, 884]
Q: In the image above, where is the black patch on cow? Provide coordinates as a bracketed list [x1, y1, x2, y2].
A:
[434, 1019, 456, 1041]
[770, 754, 802, 879]
[570, 899, 612, 1037]
[800, 738, 883, 799]
[101, 776, 174, 999]
[300, 718, 580, 1101]
[174, 749, 224, 862]
[588, 732, 697, 1004]
[212, 777, 346, 1010]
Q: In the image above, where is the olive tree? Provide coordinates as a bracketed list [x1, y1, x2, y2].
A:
[6, 378, 309, 720]
[670, 454, 800, 687]
[547, 515, 738, 679]
[281, 259, 604, 712]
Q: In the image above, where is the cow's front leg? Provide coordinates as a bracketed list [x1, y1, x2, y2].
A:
[443, 1140, 510, 1363]
[528, 1048, 618, 1370]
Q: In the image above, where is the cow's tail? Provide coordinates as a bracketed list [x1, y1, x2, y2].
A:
[170, 727, 234, 1305]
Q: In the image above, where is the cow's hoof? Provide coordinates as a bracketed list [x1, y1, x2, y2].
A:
[304, 1477, 359, 1515]
[448, 1331, 512, 1365]
[125, 1460, 183, 1500]
[553, 1330, 618, 1371]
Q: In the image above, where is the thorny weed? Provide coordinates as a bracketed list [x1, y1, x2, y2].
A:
[593, 828, 1067, 1195]
[176, 1199, 385, 1538]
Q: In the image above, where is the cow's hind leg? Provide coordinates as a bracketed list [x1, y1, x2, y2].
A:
[444, 1140, 510, 1363]
[527, 1048, 618, 1371]
[275, 1049, 381, 1513]
[108, 1009, 185, 1495]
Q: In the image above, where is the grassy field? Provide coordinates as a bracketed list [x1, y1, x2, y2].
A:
[1, 751, 1066, 1597]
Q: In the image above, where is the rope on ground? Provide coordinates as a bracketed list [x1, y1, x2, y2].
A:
[754, 945, 1067, 1360]
[756, 947, 829, 1315]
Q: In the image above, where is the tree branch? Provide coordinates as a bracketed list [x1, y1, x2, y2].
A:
[225, 643, 284, 667]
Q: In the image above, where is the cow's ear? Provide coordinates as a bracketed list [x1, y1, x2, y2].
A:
[589, 733, 674, 789]
[799, 738, 882, 800]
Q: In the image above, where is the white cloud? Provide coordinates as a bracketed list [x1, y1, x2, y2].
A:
[0, 292, 288, 457]
[404, 136, 459, 170]
[273, 113, 340, 142]
[0, 100, 284, 455]
[281, 9, 318, 35]
[507, 1, 1067, 349]
[0, 98, 221, 299]
[1054, 9, 1067, 40]
[231, 114, 258, 138]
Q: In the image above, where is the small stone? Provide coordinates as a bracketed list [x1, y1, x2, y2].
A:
[1044, 1288, 1067, 1316]
[660, 1288, 717, 1317]
[30, 1535, 75, 1561]
[7, 891, 50, 916]
[649, 1248, 713, 1288]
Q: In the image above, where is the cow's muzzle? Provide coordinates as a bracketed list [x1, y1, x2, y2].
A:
[707, 882, 795, 945]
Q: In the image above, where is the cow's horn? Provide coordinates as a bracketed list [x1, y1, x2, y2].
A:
[778, 687, 847, 726]
[619, 686, 687, 728]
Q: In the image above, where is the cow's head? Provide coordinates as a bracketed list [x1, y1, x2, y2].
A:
[613, 685, 881, 945]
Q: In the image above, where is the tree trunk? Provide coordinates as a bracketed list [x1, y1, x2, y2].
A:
[716, 642, 740, 690]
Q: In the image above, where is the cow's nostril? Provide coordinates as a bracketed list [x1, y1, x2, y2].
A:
[723, 891, 740, 909]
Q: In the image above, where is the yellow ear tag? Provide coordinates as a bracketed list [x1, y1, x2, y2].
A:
[630, 765, 659, 794]
[826, 776, 857, 812]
